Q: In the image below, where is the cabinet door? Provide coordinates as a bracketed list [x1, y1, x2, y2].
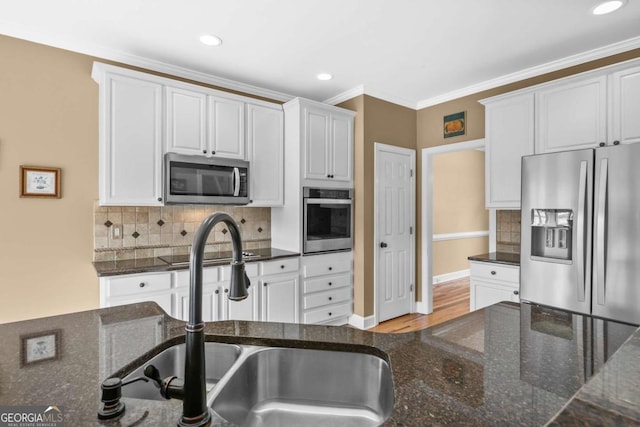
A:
[174, 287, 221, 322]
[165, 86, 207, 155]
[99, 73, 163, 205]
[536, 75, 607, 152]
[246, 103, 284, 206]
[485, 93, 534, 208]
[208, 96, 245, 159]
[610, 65, 640, 145]
[261, 276, 299, 323]
[471, 279, 518, 311]
[330, 114, 353, 182]
[224, 287, 259, 321]
[304, 108, 330, 180]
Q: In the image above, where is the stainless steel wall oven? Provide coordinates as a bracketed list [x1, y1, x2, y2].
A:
[303, 187, 353, 254]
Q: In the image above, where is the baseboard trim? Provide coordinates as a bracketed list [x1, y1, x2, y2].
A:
[349, 314, 377, 330]
[433, 269, 470, 285]
[415, 301, 431, 315]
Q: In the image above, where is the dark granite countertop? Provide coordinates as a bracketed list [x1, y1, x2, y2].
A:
[1, 302, 638, 426]
[468, 251, 521, 266]
[93, 247, 300, 277]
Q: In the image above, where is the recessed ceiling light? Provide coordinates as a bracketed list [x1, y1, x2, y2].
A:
[317, 73, 333, 81]
[200, 34, 222, 46]
[592, 0, 625, 15]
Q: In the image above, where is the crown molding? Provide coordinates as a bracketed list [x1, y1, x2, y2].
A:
[324, 84, 417, 109]
[0, 22, 294, 103]
[416, 35, 640, 109]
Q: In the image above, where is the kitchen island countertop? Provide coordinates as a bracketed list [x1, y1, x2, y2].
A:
[0, 302, 638, 426]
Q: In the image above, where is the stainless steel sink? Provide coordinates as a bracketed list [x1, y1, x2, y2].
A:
[208, 346, 394, 427]
[121, 342, 242, 401]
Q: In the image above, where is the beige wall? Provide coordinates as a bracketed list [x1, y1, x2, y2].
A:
[432, 150, 488, 276]
[338, 95, 417, 317]
[0, 36, 99, 323]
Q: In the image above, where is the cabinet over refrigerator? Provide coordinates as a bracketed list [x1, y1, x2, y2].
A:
[520, 144, 640, 326]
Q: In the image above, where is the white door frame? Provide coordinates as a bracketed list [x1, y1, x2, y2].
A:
[373, 142, 416, 326]
[419, 138, 487, 314]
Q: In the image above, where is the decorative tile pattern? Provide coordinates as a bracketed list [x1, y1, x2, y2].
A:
[496, 210, 521, 254]
[93, 202, 271, 261]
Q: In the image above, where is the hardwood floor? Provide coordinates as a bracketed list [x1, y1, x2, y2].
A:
[368, 277, 470, 333]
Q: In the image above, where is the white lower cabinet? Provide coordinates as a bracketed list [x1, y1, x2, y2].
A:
[301, 252, 353, 325]
[100, 272, 173, 314]
[260, 258, 300, 323]
[99, 256, 309, 325]
[470, 261, 520, 311]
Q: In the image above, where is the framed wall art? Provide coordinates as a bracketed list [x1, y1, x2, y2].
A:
[20, 165, 61, 198]
[20, 329, 61, 367]
[444, 111, 466, 138]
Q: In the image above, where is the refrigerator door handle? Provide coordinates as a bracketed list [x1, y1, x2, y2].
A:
[595, 158, 608, 306]
[576, 160, 588, 302]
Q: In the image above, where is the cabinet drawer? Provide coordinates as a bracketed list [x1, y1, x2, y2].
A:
[303, 257, 351, 278]
[470, 262, 519, 284]
[303, 287, 351, 310]
[303, 273, 350, 294]
[105, 273, 171, 297]
[174, 267, 219, 288]
[303, 302, 351, 324]
[261, 258, 300, 276]
[220, 263, 259, 280]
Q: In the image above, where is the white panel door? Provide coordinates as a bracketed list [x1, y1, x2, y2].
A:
[261, 276, 299, 323]
[246, 103, 284, 206]
[536, 75, 607, 152]
[330, 114, 353, 182]
[377, 148, 413, 322]
[304, 108, 330, 180]
[165, 86, 207, 155]
[484, 92, 534, 208]
[610, 65, 640, 145]
[224, 286, 259, 321]
[101, 73, 163, 205]
[208, 96, 245, 159]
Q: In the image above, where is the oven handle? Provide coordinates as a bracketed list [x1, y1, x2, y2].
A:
[304, 198, 352, 205]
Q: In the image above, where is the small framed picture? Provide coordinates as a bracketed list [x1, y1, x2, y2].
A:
[20, 165, 61, 198]
[444, 111, 466, 138]
[21, 329, 61, 367]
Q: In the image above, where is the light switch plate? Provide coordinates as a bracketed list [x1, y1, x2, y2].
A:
[21, 330, 60, 366]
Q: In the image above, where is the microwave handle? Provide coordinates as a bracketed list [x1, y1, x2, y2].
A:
[233, 167, 240, 197]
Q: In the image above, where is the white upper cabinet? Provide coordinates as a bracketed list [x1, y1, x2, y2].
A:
[246, 102, 284, 206]
[535, 75, 607, 153]
[482, 92, 535, 209]
[610, 64, 640, 145]
[93, 65, 164, 206]
[165, 86, 207, 155]
[299, 100, 355, 184]
[208, 96, 245, 159]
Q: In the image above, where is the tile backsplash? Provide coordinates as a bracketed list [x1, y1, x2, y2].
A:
[94, 203, 271, 261]
[496, 210, 521, 254]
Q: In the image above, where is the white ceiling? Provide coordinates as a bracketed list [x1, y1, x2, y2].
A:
[2, 0, 640, 108]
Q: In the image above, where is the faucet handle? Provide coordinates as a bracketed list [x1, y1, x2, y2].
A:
[144, 364, 184, 400]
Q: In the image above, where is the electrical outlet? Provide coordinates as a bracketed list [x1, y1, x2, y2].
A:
[112, 225, 122, 239]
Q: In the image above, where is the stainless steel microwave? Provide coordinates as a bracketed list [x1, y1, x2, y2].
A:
[164, 153, 250, 205]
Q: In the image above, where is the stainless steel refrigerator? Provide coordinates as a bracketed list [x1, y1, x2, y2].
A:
[520, 144, 640, 326]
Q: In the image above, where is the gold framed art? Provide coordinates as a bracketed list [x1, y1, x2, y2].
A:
[20, 165, 61, 198]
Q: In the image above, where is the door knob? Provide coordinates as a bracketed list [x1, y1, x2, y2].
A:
[380, 242, 388, 248]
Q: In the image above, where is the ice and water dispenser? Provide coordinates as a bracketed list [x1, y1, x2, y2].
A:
[530, 209, 573, 263]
